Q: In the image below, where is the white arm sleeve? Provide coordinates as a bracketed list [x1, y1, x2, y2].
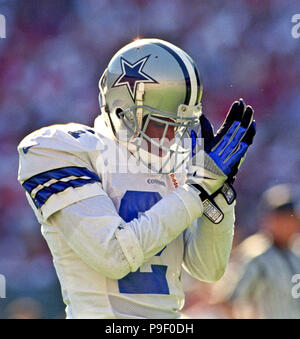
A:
[49, 185, 203, 280]
[183, 193, 235, 282]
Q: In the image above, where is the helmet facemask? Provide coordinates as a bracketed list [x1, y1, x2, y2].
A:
[114, 96, 202, 174]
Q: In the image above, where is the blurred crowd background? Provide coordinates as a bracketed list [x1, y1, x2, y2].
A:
[0, 0, 300, 318]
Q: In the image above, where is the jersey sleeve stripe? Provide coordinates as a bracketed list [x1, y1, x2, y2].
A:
[23, 166, 101, 194]
[32, 177, 100, 208]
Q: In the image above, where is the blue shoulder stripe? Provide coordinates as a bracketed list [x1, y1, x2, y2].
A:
[33, 177, 99, 208]
[23, 166, 101, 194]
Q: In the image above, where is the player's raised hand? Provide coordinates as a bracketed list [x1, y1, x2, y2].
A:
[187, 99, 256, 196]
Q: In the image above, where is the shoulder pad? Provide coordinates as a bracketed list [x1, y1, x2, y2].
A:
[18, 123, 106, 184]
[18, 123, 102, 155]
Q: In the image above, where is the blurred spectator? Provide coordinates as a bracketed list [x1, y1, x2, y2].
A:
[4, 297, 43, 319]
[215, 184, 300, 318]
[181, 271, 228, 319]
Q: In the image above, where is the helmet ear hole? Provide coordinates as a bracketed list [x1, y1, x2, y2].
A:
[116, 108, 123, 119]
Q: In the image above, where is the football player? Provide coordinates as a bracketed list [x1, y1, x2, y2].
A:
[17, 39, 256, 319]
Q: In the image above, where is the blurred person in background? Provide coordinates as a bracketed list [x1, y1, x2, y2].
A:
[4, 297, 42, 319]
[219, 184, 300, 319]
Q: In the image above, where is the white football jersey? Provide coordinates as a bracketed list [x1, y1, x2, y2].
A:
[18, 116, 235, 319]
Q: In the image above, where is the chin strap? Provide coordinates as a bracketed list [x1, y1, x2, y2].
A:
[136, 83, 145, 133]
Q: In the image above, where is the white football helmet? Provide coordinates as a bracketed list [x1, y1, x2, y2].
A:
[97, 38, 203, 173]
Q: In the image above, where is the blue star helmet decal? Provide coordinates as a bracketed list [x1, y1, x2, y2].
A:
[112, 55, 158, 101]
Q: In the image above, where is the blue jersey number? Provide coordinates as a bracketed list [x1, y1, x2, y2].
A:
[118, 191, 170, 294]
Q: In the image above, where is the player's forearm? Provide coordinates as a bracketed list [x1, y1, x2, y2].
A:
[49, 185, 203, 280]
[183, 194, 235, 282]
[117, 184, 203, 263]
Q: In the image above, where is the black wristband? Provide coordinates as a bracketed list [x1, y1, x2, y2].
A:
[220, 182, 236, 205]
[190, 184, 224, 224]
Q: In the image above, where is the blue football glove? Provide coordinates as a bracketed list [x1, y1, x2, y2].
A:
[187, 99, 256, 196]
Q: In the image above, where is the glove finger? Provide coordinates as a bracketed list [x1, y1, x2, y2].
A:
[223, 99, 245, 125]
[221, 125, 248, 160]
[199, 114, 215, 151]
[227, 121, 256, 181]
[240, 105, 253, 130]
[190, 129, 197, 157]
[200, 114, 214, 139]
[242, 120, 256, 146]
[214, 99, 245, 145]
[220, 105, 254, 160]
[224, 142, 248, 170]
[213, 120, 240, 155]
